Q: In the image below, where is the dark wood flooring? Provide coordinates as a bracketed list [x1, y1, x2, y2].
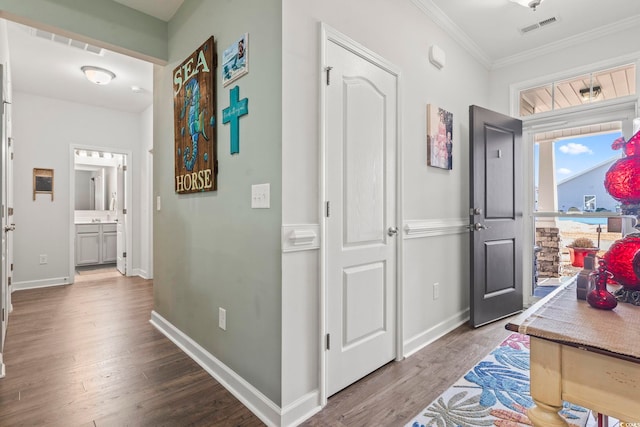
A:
[0, 272, 511, 426]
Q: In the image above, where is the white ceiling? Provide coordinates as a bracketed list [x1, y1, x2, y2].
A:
[420, 0, 640, 68]
[6, 0, 640, 113]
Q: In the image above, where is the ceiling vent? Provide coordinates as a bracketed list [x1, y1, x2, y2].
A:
[32, 29, 104, 55]
[519, 16, 560, 34]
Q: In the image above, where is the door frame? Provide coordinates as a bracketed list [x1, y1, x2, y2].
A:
[319, 23, 404, 404]
[516, 99, 638, 306]
[68, 144, 133, 280]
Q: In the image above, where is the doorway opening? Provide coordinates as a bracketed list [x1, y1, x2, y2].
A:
[532, 122, 625, 298]
[70, 147, 131, 282]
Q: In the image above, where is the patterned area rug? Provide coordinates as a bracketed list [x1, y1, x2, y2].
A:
[406, 333, 591, 427]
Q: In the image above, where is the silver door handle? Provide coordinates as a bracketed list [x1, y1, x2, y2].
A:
[388, 226, 398, 236]
[4, 224, 15, 232]
[472, 223, 487, 231]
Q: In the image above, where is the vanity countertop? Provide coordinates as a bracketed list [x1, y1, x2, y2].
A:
[75, 220, 117, 225]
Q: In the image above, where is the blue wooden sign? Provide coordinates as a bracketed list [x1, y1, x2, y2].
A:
[222, 85, 248, 154]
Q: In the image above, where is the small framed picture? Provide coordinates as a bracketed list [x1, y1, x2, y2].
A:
[33, 168, 54, 200]
[222, 33, 249, 86]
[427, 104, 453, 170]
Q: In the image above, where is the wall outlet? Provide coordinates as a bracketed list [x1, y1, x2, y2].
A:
[218, 307, 226, 330]
[433, 282, 440, 300]
[39, 254, 48, 265]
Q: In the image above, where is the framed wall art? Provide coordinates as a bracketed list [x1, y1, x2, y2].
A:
[173, 36, 217, 194]
[427, 104, 453, 170]
[222, 33, 248, 87]
[33, 168, 54, 200]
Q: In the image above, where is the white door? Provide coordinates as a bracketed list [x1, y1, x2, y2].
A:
[325, 35, 398, 396]
[0, 63, 12, 377]
[116, 159, 126, 275]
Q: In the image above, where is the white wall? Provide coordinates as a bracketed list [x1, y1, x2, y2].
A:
[137, 104, 153, 279]
[12, 92, 148, 288]
[281, 0, 491, 411]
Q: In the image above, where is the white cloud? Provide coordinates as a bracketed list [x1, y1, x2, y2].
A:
[557, 168, 572, 175]
[558, 143, 593, 155]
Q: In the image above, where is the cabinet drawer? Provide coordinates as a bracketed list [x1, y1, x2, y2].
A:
[76, 224, 100, 233]
[102, 223, 117, 233]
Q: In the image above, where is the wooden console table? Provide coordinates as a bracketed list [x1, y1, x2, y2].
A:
[506, 282, 640, 426]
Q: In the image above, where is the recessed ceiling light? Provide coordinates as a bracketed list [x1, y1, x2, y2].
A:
[81, 66, 116, 85]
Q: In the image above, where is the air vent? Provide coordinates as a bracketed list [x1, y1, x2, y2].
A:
[539, 16, 558, 27]
[32, 29, 104, 56]
[519, 15, 560, 34]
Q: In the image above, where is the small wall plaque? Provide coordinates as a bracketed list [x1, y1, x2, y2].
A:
[33, 168, 54, 201]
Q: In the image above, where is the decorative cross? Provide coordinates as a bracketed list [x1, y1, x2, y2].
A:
[222, 85, 249, 154]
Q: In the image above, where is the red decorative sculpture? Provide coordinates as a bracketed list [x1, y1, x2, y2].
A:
[605, 132, 640, 208]
[603, 234, 640, 290]
[587, 260, 617, 310]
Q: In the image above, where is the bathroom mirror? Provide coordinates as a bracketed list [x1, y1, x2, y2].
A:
[74, 167, 117, 210]
[74, 150, 122, 211]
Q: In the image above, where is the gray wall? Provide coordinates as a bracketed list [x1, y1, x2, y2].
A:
[154, 0, 283, 404]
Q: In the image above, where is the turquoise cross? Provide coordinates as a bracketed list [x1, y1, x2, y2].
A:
[222, 85, 249, 154]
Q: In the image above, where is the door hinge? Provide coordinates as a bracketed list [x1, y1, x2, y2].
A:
[123, 208, 127, 215]
[122, 165, 128, 172]
[11, 263, 13, 271]
[326, 201, 330, 218]
[326, 333, 331, 350]
[325, 66, 333, 86]
[123, 252, 127, 258]
[8, 137, 12, 147]
[8, 207, 13, 216]
[2, 308, 4, 321]
[11, 152, 13, 160]
[7, 277, 11, 286]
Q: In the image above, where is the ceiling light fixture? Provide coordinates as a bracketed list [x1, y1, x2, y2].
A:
[510, 0, 544, 11]
[81, 65, 116, 85]
[579, 85, 602, 101]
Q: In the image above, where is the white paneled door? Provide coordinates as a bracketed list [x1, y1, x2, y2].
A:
[325, 32, 399, 396]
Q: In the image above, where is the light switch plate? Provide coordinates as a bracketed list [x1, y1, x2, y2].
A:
[251, 183, 270, 209]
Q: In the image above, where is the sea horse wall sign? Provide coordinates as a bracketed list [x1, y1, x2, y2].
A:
[173, 36, 218, 194]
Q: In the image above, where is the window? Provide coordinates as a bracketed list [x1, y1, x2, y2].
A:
[519, 63, 636, 117]
[584, 195, 596, 212]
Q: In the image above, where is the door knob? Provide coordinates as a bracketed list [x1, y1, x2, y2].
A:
[4, 224, 15, 232]
[473, 223, 487, 231]
[388, 226, 399, 236]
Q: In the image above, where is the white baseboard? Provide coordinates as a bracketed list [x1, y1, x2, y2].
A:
[131, 268, 152, 279]
[403, 309, 469, 357]
[11, 277, 71, 292]
[152, 311, 317, 427]
[281, 390, 322, 426]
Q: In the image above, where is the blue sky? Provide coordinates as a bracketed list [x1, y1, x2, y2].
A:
[534, 131, 623, 185]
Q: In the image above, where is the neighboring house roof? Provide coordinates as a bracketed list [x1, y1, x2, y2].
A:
[557, 156, 621, 186]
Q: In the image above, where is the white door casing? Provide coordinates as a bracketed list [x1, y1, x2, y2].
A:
[323, 26, 401, 397]
[116, 159, 126, 275]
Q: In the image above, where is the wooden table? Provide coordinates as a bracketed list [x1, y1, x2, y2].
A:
[506, 282, 640, 426]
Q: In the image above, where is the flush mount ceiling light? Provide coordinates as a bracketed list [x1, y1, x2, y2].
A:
[580, 85, 602, 101]
[81, 65, 116, 85]
[509, 0, 544, 11]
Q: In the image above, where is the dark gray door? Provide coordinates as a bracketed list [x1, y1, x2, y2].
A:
[469, 105, 523, 327]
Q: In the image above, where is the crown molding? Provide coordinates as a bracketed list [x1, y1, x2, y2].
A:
[492, 14, 640, 70]
[411, 0, 492, 70]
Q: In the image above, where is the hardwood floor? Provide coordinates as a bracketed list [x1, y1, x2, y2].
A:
[0, 274, 263, 427]
[0, 272, 511, 426]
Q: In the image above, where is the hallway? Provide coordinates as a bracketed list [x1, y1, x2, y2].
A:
[0, 275, 261, 426]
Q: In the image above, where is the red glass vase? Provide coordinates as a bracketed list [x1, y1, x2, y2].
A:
[603, 233, 640, 290]
[587, 260, 617, 310]
[604, 156, 640, 204]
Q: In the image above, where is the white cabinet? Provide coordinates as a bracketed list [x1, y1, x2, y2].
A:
[75, 223, 117, 266]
